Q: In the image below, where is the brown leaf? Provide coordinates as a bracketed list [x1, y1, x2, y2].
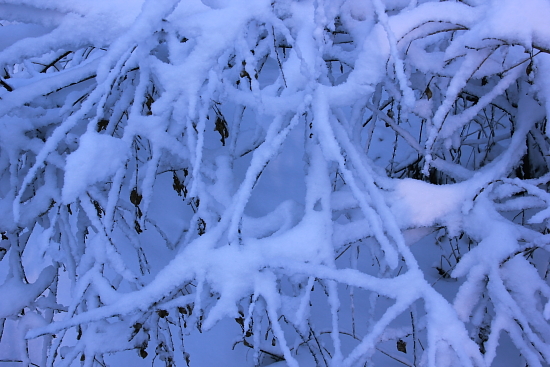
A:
[526, 61, 533, 76]
[425, 85, 432, 100]
[397, 339, 407, 353]
[130, 188, 142, 206]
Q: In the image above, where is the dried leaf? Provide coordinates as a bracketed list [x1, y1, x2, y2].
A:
[96, 119, 109, 132]
[157, 309, 169, 318]
[134, 220, 143, 234]
[214, 115, 229, 146]
[172, 171, 187, 197]
[526, 61, 533, 76]
[93, 200, 104, 218]
[198, 218, 206, 235]
[397, 339, 407, 353]
[130, 188, 142, 206]
[425, 85, 432, 100]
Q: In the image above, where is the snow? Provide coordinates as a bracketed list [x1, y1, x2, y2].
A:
[62, 132, 129, 204]
[468, 0, 550, 52]
[390, 178, 467, 229]
[0, 266, 56, 320]
[1, 0, 550, 366]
